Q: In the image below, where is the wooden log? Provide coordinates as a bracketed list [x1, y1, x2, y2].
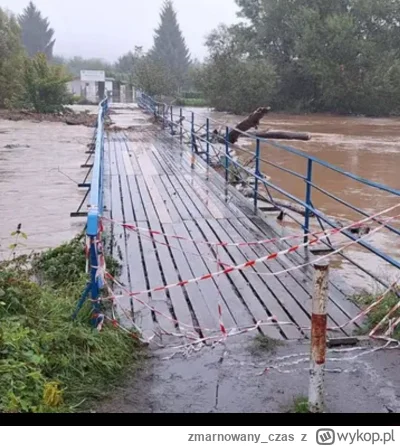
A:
[246, 130, 311, 141]
[228, 107, 271, 144]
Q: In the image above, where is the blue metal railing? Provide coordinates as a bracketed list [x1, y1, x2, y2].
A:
[73, 98, 108, 327]
[136, 90, 400, 291]
[87, 98, 108, 236]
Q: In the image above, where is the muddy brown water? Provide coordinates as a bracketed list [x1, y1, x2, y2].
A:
[0, 118, 92, 260]
[1, 105, 399, 292]
[183, 108, 400, 291]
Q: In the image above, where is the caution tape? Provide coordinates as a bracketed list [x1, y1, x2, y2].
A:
[101, 210, 400, 302]
[101, 202, 400, 248]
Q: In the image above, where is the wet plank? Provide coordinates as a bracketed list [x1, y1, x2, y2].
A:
[127, 175, 147, 223]
[152, 175, 182, 223]
[110, 172, 132, 327]
[133, 175, 176, 336]
[159, 174, 192, 222]
[195, 218, 279, 338]
[207, 218, 301, 340]
[163, 222, 217, 337]
[183, 219, 241, 331]
[122, 140, 141, 174]
[245, 216, 361, 334]
[172, 221, 223, 333]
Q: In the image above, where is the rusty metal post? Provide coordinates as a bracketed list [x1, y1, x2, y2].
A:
[309, 260, 329, 413]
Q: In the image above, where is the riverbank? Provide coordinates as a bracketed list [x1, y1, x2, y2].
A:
[0, 234, 142, 413]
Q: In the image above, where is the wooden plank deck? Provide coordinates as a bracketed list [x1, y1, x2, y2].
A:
[103, 105, 362, 343]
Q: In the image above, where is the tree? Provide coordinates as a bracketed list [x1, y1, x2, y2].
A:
[132, 53, 176, 97]
[194, 25, 277, 114]
[20, 53, 72, 113]
[199, 0, 400, 115]
[0, 8, 25, 108]
[18, 2, 55, 59]
[61, 56, 114, 78]
[115, 51, 135, 75]
[149, 0, 191, 92]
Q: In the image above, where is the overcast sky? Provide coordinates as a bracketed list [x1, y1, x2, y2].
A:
[3, 0, 239, 61]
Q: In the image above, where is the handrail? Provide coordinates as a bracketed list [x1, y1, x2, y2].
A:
[87, 98, 108, 236]
[74, 97, 108, 328]
[136, 90, 400, 292]
[180, 108, 400, 197]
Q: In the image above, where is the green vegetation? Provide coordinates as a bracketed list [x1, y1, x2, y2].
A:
[20, 53, 72, 113]
[290, 397, 310, 413]
[5, 0, 400, 115]
[0, 9, 25, 109]
[193, 0, 400, 116]
[352, 290, 400, 339]
[148, 0, 191, 93]
[127, 1, 192, 97]
[18, 2, 55, 59]
[0, 4, 71, 113]
[0, 233, 141, 413]
[175, 97, 208, 107]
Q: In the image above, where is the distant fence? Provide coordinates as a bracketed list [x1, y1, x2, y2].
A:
[137, 90, 400, 292]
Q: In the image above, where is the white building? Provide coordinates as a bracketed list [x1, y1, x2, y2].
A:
[66, 70, 114, 103]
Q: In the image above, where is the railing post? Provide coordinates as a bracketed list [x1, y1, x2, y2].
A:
[254, 138, 261, 212]
[206, 118, 210, 166]
[191, 111, 195, 152]
[89, 236, 101, 327]
[191, 112, 195, 169]
[161, 104, 165, 129]
[180, 108, 183, 143]
[304, 159, 313, 244]
[170, 105, 174, 135]
[225, 126, 230, 183]
[309, 260, 329, 414]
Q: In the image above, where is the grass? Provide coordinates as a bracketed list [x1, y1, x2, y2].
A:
[289, 396, 309, 413]
[0, 233, 142, 413]
[352, 289, 400, 340]
[249, 334, 283, 355]
[175, 97, 209, 107]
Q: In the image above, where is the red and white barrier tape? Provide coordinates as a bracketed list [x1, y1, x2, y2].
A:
[95, 213, 400, 347]
[102, 203, 400, 248]
[101, 211, 400, 302]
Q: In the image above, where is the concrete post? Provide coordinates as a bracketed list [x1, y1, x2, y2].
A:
[309, 260, 329, 413]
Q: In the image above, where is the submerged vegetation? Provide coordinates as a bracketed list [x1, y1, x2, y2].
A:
[0, 233, 141, 413]
[352, 290, 400, 340]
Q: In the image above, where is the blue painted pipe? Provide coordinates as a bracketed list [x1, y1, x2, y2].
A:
[304, 159, 313, 243]
[206, 118, 210, 165]
[254, 138, 261, 212]
[225, 127, 230, 182]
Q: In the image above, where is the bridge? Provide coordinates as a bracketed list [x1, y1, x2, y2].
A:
[73, 95, 400, 346]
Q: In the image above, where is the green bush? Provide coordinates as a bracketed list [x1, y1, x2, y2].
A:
[20, 53, 72, 113]
[0, 234, 139, 413]
[175, 97, 209, 107]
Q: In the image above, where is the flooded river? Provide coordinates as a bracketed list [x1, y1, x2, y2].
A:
[184, 108, 400, 291]
[1, 105, 399, 291]
[0, 116, 92, 260]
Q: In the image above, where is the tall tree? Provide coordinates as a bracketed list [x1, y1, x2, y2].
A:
[0, 8, 25, 108]
[198, 0, 400, 115]
[18, 2, 55, 59]
[149, 0, 191, 92]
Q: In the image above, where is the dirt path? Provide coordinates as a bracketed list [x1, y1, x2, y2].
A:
[97, 334, 400, 413]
